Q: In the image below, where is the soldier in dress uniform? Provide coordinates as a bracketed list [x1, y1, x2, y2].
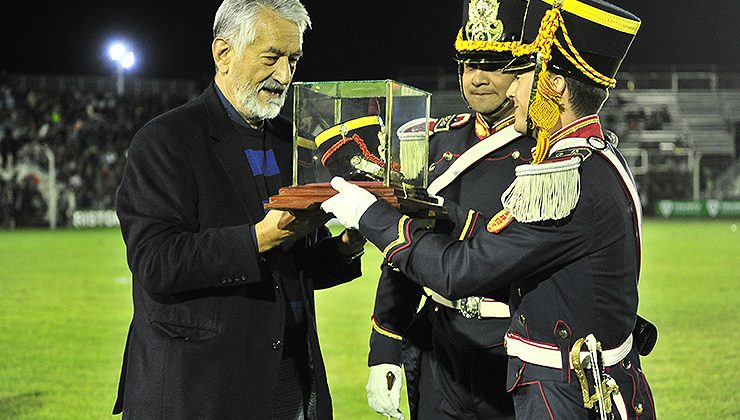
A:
[364, 1, 532, 419]
[323, 0, 656, 418]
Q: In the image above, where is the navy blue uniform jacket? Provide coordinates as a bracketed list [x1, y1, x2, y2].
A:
[369, 116, 534, 363]
[360, 132, 644, 392]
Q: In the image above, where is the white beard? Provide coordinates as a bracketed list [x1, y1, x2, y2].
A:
[232, 78, 287, 122]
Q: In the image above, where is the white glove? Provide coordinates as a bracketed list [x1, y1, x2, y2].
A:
[320, 177, 378, 230]
[366, 363, 404, 419]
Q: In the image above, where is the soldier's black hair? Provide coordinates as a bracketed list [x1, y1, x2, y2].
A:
[564, 75, 609, 118]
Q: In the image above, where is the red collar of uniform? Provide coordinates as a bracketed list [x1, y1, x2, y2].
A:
[474, 113, 515, 140]
[550, 115, 603, 143]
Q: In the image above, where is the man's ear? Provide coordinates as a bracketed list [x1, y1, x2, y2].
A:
[212, 38, 232, 75]
[550, 73, 567, 96]
[549, 73, 568, 110]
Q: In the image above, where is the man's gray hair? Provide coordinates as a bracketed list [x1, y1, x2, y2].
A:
[213, 0, 311, 51]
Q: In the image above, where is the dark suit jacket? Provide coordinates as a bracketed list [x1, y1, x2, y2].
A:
[113, 82, 361, 419]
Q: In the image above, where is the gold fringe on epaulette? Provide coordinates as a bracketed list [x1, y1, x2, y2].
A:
[501, 157, 581, 222]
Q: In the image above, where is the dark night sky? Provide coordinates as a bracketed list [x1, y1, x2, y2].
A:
[2, 1, 739, 83]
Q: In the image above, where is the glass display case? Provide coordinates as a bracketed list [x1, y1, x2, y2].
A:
[265, 80, 444, 217]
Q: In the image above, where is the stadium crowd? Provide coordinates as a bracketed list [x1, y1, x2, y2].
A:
[0, 77, 734, 228]
[0, 81, 191, 227]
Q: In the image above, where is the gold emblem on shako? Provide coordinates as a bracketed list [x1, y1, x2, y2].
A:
[466, 0, 505, 42]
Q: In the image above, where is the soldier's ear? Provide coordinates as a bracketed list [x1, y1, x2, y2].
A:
[550, 73, 568, 110]
[550, 73, 567, 96]
[212, 38, 232, 75]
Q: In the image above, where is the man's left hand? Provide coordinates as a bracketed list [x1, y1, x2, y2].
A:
[336, 228, 367, 256]
[256, 209, 333, 253]
[321, 177, 377, 230]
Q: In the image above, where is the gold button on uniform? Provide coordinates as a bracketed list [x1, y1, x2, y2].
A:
[634, 403, 644, 415]
[443, 151, 453, 161]
[512, 150, 521, 159]
[558, 329, 569, 339]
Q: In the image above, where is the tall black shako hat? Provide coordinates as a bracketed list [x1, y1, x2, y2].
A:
[509, 0, 640, 163]
[455, 0, 528, 66]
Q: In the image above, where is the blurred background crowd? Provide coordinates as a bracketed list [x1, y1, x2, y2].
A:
[0, 76, 192, 228]
[1, 66, 739, 228]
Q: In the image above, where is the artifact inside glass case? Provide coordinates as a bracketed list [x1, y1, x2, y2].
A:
[265, 80, 445, 217]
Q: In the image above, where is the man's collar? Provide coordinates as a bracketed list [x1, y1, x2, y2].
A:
[474, 113, 515, 140]
[550, 115, 603, 143]
[213, 81, 263, 130]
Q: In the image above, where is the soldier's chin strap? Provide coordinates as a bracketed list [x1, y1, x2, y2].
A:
[487, 98, 514, 121]
[525, 54, 544, 141]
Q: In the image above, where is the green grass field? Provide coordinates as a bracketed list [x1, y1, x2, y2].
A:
[0, 220, 738, 419]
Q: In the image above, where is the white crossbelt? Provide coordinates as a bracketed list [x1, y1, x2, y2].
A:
[550, 137, 643, 243]
[424, 287, 510, 318]
[427, 124, 521, 196]
[504, 331, 633, 369]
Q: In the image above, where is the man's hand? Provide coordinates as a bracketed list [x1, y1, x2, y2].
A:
[366, 363, 404, 419]
[255, 209, 332, 253]
[320, 177, 378, 230]
[336, 228, 367, 256]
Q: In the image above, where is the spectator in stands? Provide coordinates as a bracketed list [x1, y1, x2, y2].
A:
[626, 107, 646, 130]
[15, 174, 45, 227]
[645, 105, 671, 130]
[658, 104, 671, 123]
[0, 175, 13, 228]
[0, 125, 19, 169]
[113, 0, 366, 418]
[645, 111, 662, 130]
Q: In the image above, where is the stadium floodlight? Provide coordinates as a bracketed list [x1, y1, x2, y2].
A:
[121, 51, 135, 69]
[107, 41, 136, 96]
[108, 43, 127, 62]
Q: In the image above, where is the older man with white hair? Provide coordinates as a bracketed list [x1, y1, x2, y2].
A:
[113, 1, 365, 418]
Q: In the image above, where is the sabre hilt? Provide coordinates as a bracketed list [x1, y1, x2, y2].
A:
[571, 334, 619, 420]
